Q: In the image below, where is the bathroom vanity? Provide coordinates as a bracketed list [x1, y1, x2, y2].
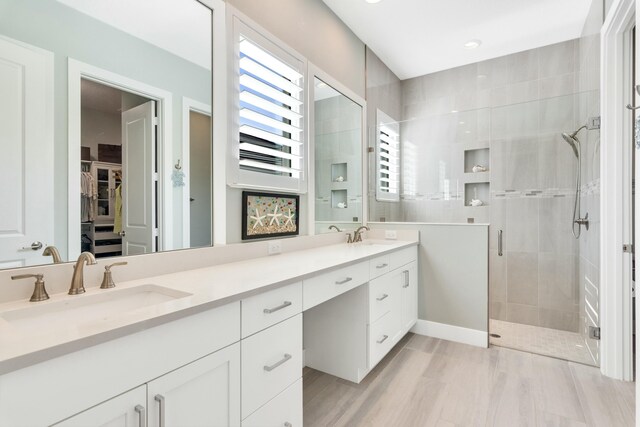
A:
[0, 239, 418, 426]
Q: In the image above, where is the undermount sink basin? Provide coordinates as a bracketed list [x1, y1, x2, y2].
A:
[0, 284, 191, 329]
[360, 240, 397, 246]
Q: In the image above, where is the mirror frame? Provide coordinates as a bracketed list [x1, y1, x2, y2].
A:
[307, 62, 368, 233]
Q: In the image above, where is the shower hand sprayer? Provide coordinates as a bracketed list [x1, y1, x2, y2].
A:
[561, 118, 599, 239]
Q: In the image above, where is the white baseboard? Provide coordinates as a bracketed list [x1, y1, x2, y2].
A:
[410, 319, 488, 348]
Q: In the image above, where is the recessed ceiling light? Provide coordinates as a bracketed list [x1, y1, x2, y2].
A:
[451, 109, 458, 113]
[464, 39, 482, 49]
[365, 0, 382, 3]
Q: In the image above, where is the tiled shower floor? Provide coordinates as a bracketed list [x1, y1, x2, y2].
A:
[490, 319, 597, 366]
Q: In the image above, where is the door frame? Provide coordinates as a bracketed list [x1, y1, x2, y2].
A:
[181, 97, 212, 248]
[600, 0, 635, 381]
[67, 59, 173, 259]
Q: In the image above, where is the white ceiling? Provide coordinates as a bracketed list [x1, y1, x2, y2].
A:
[322, 0, 593, 80]
[56, 0, 211, 69]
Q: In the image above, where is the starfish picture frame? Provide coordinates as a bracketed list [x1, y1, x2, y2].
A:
[242, 191, 300, 240]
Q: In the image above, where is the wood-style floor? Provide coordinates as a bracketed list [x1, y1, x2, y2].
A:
[303, 333, 635, 426]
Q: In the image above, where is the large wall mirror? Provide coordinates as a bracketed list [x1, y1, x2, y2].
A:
[0, 0, 214, 268]
[311, 67, 366, 233]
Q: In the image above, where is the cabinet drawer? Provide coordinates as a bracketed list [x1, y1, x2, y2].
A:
[242, 378, 302, 427]
[241, 314, 302, 419]
[369, 310, 401, 369]
[368, 273, 396, 324]
[303, 261, 369, 310]
[389, 246, 418, 270]
[369, 254, 391, 279]
[242, 281, 302, 338]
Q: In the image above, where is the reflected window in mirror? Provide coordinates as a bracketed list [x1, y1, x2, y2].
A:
[313, 76, 364, 233]
[0, 0, 213, 268]
[375, 110, 401, 202]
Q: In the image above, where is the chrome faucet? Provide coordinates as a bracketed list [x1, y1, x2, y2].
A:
[352, 226, 370, 243]
[69, 252, 97, 295]
[328, 225, 343, 232]
[43, 245, 63, 263]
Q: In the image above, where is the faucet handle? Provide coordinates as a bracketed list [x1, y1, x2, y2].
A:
[100, 262, 128, 289]
[11, 274, 49, 302]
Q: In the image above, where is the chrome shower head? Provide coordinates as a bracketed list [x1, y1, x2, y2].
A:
[561, 125, 586, 158]
[561, 132, 579, 158]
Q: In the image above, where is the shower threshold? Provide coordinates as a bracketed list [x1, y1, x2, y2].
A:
[489, 319, 597, 366]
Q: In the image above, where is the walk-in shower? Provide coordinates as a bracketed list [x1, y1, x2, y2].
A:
[562, 126, 590, 238]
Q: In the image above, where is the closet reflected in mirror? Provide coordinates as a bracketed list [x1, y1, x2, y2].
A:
[312, 73, 366, 233]
[0, 0, 213, 268]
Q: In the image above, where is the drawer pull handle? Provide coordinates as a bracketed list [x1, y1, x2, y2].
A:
[335, 277, 352, 285]
[134, 405, 146, 427]
[376, 294, 389, 301]
[377, 335, 389, 344]
[154, 394, 165, 427]
[264, 353, 292, 372]
[376, 263, 388, 269]
[264, 301, 292, 314]
[403, 270, 410, 288]
[284, 423, 292, 427]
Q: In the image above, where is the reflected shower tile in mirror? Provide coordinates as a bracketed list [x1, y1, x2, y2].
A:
[313, 76, 364, 228]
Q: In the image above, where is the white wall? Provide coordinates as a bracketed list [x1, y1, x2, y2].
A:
[226, 0, 365, 98]
[80, 108, 121, 161]
[369, 222, 489, 334]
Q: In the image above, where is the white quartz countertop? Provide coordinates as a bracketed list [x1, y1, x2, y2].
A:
[0, 239, 417, 374]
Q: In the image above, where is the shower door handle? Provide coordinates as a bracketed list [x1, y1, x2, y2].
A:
[498, 230, 503, 256]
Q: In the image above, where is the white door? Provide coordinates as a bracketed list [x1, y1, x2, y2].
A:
[0, 37, 53, 267]
[147, 343, 240, 427]
[122, 101, 156, 256]
[53, 385, 146, 427]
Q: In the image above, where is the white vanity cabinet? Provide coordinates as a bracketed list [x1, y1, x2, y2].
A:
[147, 343, 240, 427]
[240, 283, 303, 424]
[0, 303, 241, 427]
[0, 241, 418, 427]
[53, 385, 147, 427]
[54, 344, 240, 427]
[304, 244, 418, 383]
[401, 261, 418, 335]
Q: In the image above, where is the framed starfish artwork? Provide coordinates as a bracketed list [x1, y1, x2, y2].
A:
[242, 191, 300, 240]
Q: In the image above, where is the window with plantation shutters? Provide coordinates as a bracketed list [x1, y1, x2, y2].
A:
[231, 23, 306, 192]
[376, 110, 400, 202]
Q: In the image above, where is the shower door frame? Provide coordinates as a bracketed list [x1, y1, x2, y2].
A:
[600, 0, 635, 383]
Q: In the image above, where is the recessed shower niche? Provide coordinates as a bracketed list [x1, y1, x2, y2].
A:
[464, 148, 490, 174]
[464, 182, 490, 207]
[331, 163, 347, 183]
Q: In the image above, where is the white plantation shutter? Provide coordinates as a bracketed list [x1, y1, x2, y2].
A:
[232, 27, 306, 192]
[376, 110, 400, 202]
